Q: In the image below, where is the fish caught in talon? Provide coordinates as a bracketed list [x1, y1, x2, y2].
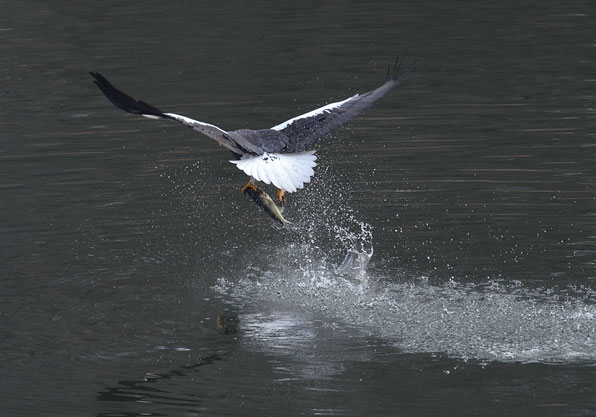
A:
[90, 55, 414, 223]
[243, 185, 290, 226]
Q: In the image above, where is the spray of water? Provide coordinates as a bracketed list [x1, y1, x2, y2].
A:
[211, 163, 596, 364]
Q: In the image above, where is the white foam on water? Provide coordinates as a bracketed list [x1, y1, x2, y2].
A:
[214, 230, 596, 364]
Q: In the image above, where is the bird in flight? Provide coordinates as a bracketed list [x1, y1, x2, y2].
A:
[90, 57, 413, 222]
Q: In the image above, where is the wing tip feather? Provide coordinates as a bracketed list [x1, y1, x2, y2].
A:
[90, 71, 167, 119]
[387, 53, 418, 82]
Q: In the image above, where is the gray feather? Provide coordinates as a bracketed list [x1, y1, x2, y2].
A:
[276, 56, 415, 153]
[231, 129, 290, 154]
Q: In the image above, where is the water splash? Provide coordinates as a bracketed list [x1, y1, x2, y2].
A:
[214, 234, 596, 364]
[336, 246, 373, 279]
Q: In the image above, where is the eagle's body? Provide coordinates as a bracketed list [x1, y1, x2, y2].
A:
[90, 57, 412, 203]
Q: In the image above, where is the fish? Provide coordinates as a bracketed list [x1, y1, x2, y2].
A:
[243, 185, 290, 226]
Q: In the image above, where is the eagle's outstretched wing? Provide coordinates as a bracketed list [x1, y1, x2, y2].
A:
[272, 56, 415, 153]
[90, 72, 245, 154]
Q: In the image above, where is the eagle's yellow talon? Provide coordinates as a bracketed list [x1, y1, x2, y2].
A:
[276, 189, 286, 207]
[241, 181, 258, 193]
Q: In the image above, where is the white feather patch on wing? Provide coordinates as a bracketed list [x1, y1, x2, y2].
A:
[271, 94, 359, 131]
[164, 113, 229, 134]
[230, 151, 317, 193]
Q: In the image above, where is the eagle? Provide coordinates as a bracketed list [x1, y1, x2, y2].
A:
[90, 57, 413, 214]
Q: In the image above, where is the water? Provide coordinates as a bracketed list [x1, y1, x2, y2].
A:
[2, 0, 596, 416]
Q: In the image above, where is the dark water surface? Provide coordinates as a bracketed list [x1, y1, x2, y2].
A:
[2, 0, 596, 416]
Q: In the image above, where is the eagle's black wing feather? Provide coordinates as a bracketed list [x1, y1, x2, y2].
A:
[273, 56, 415, 153]
[90, 72, 244, 154]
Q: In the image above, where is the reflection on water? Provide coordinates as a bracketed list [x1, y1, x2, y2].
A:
[240, 311, 366, 381]
[98, 354, 225, 415]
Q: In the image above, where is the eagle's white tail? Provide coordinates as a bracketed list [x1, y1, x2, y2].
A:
[230, 151, 317, 192]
